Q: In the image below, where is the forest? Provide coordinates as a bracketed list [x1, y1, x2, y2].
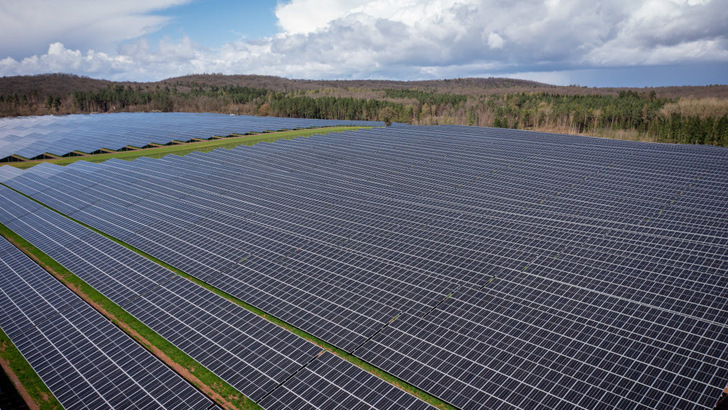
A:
[1, 74, 727, 146]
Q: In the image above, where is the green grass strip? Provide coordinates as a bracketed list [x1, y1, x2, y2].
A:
[7, 126, 370, 169]
[2, 183, 455, 410]
[0, 222, 260, 410]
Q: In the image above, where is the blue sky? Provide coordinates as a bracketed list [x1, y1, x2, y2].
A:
[144, 1, 279, 49]
[0, 0, 726, 87]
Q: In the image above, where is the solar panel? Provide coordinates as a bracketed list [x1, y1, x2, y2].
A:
[2, 122, 727, 409]
[260, 352, 432, 409]
[0, 112, 382, 160]
[0, 236, 212, 409]
[0, 165, 24, 182]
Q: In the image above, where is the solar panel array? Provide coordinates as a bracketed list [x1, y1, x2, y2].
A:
[0, 112, 381, 159]
[3, 156, 453, 352]
[0, 236, 212, 409]
[1, 122, 728, 409]
[0, 184, 430, 409]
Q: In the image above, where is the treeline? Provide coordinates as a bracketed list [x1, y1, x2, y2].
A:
[383, 89, 467, 106]
[69, 84, 271, 112]
[471, 91, 728, 145]
[485, 90, 667, 132]
[1, 83, 727, 146]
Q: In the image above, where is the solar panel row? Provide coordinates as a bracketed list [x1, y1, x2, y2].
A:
[0, 185, 431, 409]
[2, 123, 727, 409]
[260, 352, 431, 409]
[0, 236, 212, 410]
[0, 112, 381, 160]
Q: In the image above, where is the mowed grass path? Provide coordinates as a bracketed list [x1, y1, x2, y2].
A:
[7, 126, 370, 169]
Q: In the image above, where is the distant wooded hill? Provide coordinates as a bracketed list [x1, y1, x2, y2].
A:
[1, 73, 727, 146]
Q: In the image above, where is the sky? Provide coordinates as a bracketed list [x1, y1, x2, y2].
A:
[0, 0, 726, 87]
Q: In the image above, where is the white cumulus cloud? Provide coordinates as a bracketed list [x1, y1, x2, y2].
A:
[487, 33, 504, 49]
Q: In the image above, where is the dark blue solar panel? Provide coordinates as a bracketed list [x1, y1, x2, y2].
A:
[260, 352, 432, 409]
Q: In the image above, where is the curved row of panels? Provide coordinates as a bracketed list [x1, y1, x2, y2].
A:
[0, 112, 382, 160]
[1, 119, 728, 409]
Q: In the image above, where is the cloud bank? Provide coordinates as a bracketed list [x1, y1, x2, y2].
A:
[0, 0, 191, 60]
[0, 0, 726, 85]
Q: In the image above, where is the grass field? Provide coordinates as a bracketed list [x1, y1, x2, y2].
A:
[6, 126, 369, 169]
